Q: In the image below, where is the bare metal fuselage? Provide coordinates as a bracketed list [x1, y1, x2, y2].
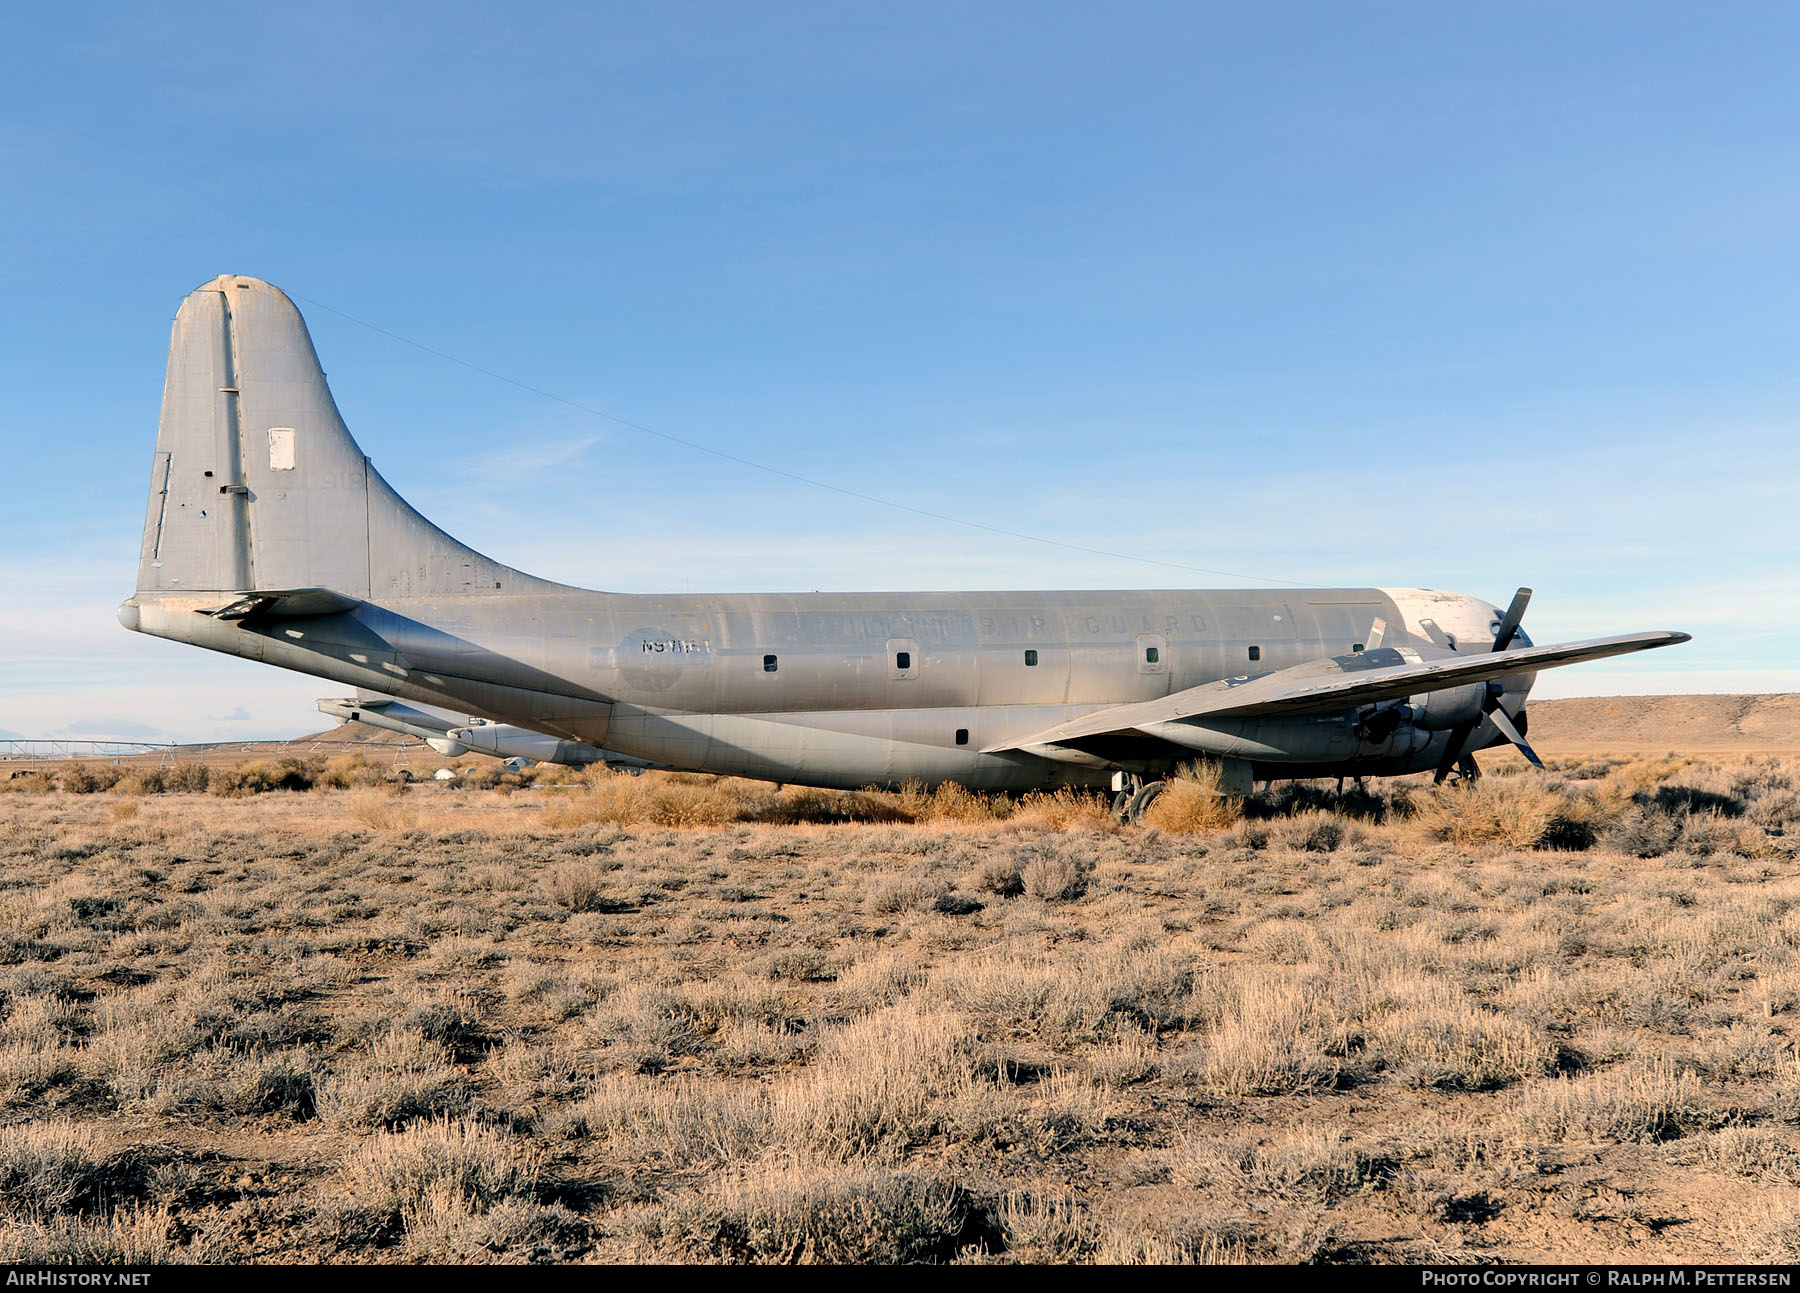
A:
[126, 583, 1504, 790]
[118, 276, 1684, 790]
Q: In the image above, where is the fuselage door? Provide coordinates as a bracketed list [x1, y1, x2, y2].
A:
[886, 637, 920, 680]
[1135, 632, 1167, 675]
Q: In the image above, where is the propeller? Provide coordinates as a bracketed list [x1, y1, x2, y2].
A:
[1486, 703, 1543, 769]
[1432, 587, 1543, 783]
[1491, 586, 1532, 653]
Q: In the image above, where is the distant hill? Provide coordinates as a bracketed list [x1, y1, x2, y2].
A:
[1527, 693, 1800, 755]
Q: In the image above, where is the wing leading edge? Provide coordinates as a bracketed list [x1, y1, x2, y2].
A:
[985, 630, 1690, 754]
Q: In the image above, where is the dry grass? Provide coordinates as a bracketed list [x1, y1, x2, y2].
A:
[0, 751, 1795, 1262]
[1143, 761, 1244, 833]
[14, 756, 1129, 832]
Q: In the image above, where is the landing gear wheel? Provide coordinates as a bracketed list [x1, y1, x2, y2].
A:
[1110, 773, 1143, 825]
[1110, 790, 1133, 824]
[1126, 780, 1165, 826]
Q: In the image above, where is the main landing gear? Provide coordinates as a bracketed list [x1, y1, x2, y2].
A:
[1109, 774, 1166, 826]
[1434, 755, 1482, 787]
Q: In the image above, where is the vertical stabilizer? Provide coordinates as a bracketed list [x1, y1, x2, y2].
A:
[136, 276, 561, 601]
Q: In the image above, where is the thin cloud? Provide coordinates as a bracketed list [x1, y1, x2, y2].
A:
[458, 435, 602, 483]
[61, 717, 168, 741]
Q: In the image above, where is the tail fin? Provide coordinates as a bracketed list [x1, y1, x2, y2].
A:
[137, 275, 561, 600]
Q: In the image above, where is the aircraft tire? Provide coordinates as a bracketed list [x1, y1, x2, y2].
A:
[1110, 790, 1133, 824]
[1126, 780, 1165, 826]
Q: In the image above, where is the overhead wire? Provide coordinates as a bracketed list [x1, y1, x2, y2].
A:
[290, 290, 1314, 588]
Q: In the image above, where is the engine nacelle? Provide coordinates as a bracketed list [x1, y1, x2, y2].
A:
[1405, 682, 1488, 730]
[1358, 683, 1486, 736]
[1355, 722, 1432, 758]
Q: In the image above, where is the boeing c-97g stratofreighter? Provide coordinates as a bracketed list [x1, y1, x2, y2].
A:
[118, 276, 1691, 821]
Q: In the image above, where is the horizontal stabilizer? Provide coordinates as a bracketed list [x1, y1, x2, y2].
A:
[202, 588, 362, 622]
[316, 695, 461, 736]
[987, 630, 1690, 753]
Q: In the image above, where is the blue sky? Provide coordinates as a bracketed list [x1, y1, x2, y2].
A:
[2, 2, 1796, 742]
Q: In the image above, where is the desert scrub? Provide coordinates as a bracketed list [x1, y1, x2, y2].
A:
[1407, 774, 1609, 850]
[534, 769, 1083, 831]
[1265, 811, 1348, 852]
[0, 1036, 82, 1109]
[0, 771, 56, 794]
[0, 1122, 111, 1218]
[909, 781, 1003, 825]
[1690, 1127, 1800, 1184]
[1165, 1126, 1387, 1202]
[1511, 1058, 1724, 1144]
[549, 1073, 773, 1167]
[0, 751, 1795, 1263]
[350, 787, 418, 831]
[0, 1206, 186, 1264]
[1020, 851, 1089, 902]
[1605, 806, 1681, 858]
[770, 1003, 1003, 1157]
[548, 862, 628, 913]
[934, 935, 1192, 1045]
[656, 1163, 974, 1263]
[1010, 788, 1118, 833]
[163, 761, 211, 793]
[1185, 967, 1341, 1096]
[1367, 982, 1555, 1091]
[993, 1190, 1096, 1261]
[209, 758, 316, 796]
[109, 769, 166, 796]
[316, 1029, 473, 1128]
[333, 1116, 542, 1247]
[1143, 762, 1244, 834]
[317, 752, 388, 789]
[58, 763, 121, 795]
[542, 772, 744, 829]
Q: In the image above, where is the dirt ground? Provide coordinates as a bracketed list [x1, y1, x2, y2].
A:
[0, 734, 1796, 1264]
[1527, 694, 1800, 758]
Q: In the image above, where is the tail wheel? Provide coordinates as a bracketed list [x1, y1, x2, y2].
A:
[1126, 780, 1165, 826]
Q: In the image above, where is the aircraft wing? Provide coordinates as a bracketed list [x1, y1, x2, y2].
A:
[985, 630, 1689, 752]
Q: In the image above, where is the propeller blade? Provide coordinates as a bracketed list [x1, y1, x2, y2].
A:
[1492, 587, 1532, 653]
[1487, 705, 1545, 769]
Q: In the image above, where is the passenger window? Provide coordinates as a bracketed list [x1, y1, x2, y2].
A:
[955, 729, 969, 746]
[763, 654, 778, 673]
[1024, 650, 1038, 667]
[1248, 645, 1261, 662]
[895, 651, 911, 670]
[1144, 646, 1159, 664]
